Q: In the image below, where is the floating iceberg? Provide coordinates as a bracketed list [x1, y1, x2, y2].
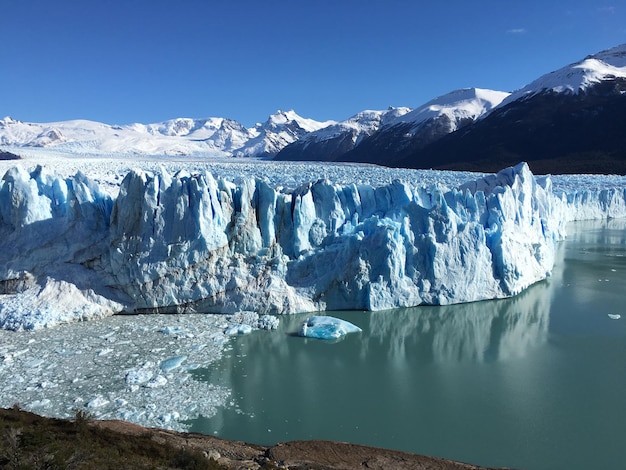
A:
[1, 161, 625, 330]
[298, 315, 362, 340]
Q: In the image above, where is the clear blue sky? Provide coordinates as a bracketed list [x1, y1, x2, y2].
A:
[1, 0, 625, 126]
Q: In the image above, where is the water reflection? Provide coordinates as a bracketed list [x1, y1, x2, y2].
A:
[550, 219, 626, 332]
[365, 283, 552, 364]
[566, 218, 626, 245]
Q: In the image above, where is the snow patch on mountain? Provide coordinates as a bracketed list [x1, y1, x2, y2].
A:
[389, 88, 510, 131]
[233, 110, 334, 157]
[502, 43, 626, 105]
[298, 107, 411, 147]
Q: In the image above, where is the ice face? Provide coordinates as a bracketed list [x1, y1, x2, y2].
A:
[1, 161, 625, 330]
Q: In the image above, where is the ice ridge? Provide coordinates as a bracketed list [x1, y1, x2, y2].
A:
[1, 162, 625, 330]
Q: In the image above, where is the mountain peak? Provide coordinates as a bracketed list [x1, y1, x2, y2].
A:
[268, 109, 294, 122]
[260, 109, 333, 133]
[503, 43, 626, 105]
[1, 116, 18, 126]
[388, 87, 509, 129]
[589, 42, 626, 63]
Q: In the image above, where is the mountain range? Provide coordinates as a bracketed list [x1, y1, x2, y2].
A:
[0, 110, 331, 159]
[274, 88, 509, 164]
[2, 43, 626, 174]
[275, 43, 626, 174]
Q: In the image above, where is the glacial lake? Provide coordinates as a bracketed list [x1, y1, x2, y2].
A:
[190, 219, 626, 470]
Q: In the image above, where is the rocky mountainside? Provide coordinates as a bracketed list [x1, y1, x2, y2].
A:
[275, 43, 626, 175]
[274, 88, 508, 164]
[394, 44, 626, 174]
[273, 106, 412, 162]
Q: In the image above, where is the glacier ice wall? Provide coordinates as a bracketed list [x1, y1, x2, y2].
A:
[0, 162, 624, 329]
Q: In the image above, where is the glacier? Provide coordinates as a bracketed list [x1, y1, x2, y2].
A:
[1, 161, 626, 330]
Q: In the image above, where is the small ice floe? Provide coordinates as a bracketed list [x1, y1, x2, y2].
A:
[25, 358, 45, 368]
[30, 399, 51, 409]
[608, 313, 621, 320]
[159, 411, 180, 423]
[224, 324, 253, 335]
[257, 314, 280, 330]
[160, 355, 186, 373]
[159, 326, 190, 337]
[298, 315, 362, 340]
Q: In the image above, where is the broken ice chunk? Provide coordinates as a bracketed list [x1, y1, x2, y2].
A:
[224, 324, 253, 335]
[608, 313, 621, 320]
[145, 375, 168, 388]
[257, 314, 280, 330]
[160, 355, 186, 373]
[298, 315, 362, 340]
[86, 395, 109, 409]
[125, 366, 154, 385]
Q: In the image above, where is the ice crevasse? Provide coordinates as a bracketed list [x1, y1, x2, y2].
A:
[1, 162, 625, 330]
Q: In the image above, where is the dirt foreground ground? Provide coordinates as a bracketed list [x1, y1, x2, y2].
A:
[0, 407, 508, 469]
[96, 418, 507, 470]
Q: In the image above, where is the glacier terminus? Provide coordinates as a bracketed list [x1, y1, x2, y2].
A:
[2, 160, 626, 331]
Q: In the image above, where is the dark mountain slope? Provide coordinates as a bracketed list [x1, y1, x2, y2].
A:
[339, 113, 474, 165]
[396, 78, 626, 174]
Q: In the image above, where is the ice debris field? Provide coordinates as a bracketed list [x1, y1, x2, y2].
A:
[0, 314, 231, 429]
[1, 150, 626, 430]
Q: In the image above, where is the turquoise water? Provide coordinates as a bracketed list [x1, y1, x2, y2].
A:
[190, 220, 626, 469]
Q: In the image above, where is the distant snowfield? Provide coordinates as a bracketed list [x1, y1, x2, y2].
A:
[0, 146, 482, 195]
[1, 148, 626, 431]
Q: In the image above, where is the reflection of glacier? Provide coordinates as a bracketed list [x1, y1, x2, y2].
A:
[564, 218, 626, 244]
[367, 266, 556, 363]
[0, 162, 624, 329]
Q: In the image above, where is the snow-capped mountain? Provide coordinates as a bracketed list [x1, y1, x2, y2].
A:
[274, 88, 508, 163]
[274, 106, 411, 162]
[233, 109, 334, 158]
[389, 87, 510, 131]
[393, 43, 626, 174]
[338, 88, 509, 164]
[501, 43, 626, 105]
[0, 110, 332, 159]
